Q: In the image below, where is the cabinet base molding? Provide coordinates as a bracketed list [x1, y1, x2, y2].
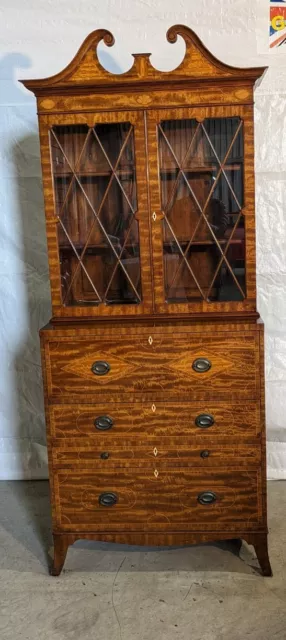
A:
[51, 531, 272, 577]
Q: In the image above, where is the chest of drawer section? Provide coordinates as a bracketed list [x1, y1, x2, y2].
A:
[43, 326, 262, 532]
[53, 468, 263, 533]
[44, 330, 259, 401]
[49, 402, 261, 440]
[49, 399, 261, 470]
[52, 441, 260, 469]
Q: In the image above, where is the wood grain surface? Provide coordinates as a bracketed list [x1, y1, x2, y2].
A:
[49, 400, 261, 441]
[21, 25, 265, 96]
[52, 440, 261, 469]
[45, 331, 259, 400]
[54, 468, 263, 531]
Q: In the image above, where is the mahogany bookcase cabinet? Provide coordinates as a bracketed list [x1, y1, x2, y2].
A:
[21, 25, 272, 576]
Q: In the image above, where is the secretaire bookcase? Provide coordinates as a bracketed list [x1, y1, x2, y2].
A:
[21, 25, 272, 576]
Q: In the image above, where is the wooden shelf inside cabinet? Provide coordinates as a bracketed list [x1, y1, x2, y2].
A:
[53, 169, 136, 178]
[59, 243, 140, 254]
[160, 164, 242, 174]
[163, 239, 243, 250]
[58, 240, 242, 251]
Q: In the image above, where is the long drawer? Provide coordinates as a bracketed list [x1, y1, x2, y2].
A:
[52, 440, 260, 468]
[45, 331, 259, 400]
[54, 468, 263, 532]
[49, 402, 261, 441]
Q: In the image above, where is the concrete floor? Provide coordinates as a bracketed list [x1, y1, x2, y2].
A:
[0, 481, 285, 640]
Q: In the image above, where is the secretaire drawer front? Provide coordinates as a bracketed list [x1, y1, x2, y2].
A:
[50, 402, 261, 441]
[45, 332, 259, 400]
[55, 469, 262, 532]
[52, 441, 261, 468]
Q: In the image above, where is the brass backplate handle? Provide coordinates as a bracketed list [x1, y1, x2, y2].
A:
[198, 491, 217, 505]
[94, 415, 113, 430]
[195, 414, 215, 429]
[192, 358, 212, 373]
[99, 492, 118, 507]
[91, 360, 110, 376]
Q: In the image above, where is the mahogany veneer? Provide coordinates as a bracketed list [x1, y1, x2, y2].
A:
[55, 469, 262, 531]
[49, 401, 260, 440]
[45, 330, 259, 400]
[22, 25, 271, 576]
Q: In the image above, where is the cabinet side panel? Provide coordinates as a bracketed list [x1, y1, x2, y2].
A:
[259, 324, 268, 530]
[243, 105, 256, 303]
[38, 115, 62, 310]
[40, 332, 59, 529]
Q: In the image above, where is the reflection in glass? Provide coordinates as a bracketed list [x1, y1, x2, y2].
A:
[159, 117, 245, 303]
[50, 122, 141, 306]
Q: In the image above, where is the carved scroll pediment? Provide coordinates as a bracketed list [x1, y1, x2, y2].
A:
[21, 25, 266, 94]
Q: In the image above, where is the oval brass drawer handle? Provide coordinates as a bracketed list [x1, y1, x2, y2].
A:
[94, 415, 113, 431]
[91, 361, 110, 376]
[99, 492, 118, 507]
[192, 358, 211, 373]
[197, 491, 217, 505]
[195, 414, 214, 429]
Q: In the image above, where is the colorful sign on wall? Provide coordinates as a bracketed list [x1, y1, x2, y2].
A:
[270, 5, 286, 48]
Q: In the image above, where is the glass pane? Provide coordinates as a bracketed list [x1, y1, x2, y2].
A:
[51, 125, 88, 173]
[50, 122, 141, 306]
[158, 117, 245, 303]
[95, 122, 135, 171]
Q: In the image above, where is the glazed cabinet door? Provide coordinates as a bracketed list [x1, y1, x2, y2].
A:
[147, 106, 256, 315]
[39, 111, 152, 318]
